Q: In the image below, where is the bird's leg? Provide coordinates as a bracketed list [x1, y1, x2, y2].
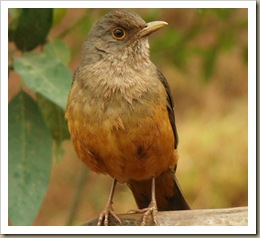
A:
[97, 179, 121, 226]
[129, 177, 159, 226]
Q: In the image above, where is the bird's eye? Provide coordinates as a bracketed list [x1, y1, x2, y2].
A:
[112, 28, 126, 40]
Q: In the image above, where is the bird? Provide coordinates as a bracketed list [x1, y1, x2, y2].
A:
[65, 10, 190, 226]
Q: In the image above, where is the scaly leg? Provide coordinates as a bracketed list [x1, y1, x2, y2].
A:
[129, 177, 159, 226]
[97, 179, 122, 226]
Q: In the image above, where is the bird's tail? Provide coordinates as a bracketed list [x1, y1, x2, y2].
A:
[127, 169, 190, 211]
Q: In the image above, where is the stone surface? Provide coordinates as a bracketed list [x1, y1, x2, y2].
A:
[81, 206, 248, 226]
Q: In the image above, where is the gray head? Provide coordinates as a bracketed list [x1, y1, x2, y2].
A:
[81, 10, 168, 65]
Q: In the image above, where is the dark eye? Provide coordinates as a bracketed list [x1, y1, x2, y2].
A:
[112, 28, 126, 40]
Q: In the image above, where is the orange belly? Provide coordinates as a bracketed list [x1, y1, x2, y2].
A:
[66, 104, 177, 182]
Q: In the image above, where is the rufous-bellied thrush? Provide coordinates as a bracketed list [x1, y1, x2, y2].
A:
[66, 10, 190, 226]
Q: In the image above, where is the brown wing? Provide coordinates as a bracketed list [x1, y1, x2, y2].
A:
[156, 69, 179, 149]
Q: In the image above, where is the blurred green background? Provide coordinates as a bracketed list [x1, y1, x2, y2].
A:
[8, 8, 248, 226]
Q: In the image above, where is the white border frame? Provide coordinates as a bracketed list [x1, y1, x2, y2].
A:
[1, 1, 256, 235]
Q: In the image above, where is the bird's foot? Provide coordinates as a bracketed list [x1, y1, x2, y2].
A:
[128, 201, 159, 226]
[97, 204, 121, 226]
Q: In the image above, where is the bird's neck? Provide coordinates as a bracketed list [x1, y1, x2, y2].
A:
[77, 53, 157, 105]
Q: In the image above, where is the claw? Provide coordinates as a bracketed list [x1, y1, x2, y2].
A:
[128, 208, 147, 214]
[97, 204, 122, 226]
[128, 177, 159, 226]
[96, 179, 121, 226]
[141, 203, 158, 226]
[128, 200, 159, 226]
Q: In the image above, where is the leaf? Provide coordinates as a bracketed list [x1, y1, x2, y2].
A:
[12, 8, 53, 51]
[14, 52, 72, 110]
[8, 9, 22, 41]
[8, 91, 52, 225]
[44, 40, 71, 65]
[9, 8, 22, 18]
[37, 94, 70, 161]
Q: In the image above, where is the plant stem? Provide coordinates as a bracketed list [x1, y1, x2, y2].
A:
[66, 166, 88, 225]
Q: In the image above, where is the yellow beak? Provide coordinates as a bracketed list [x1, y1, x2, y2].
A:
[138, 21, 168, 38]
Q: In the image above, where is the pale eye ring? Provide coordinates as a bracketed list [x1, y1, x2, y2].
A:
[112, 28, 126, 40]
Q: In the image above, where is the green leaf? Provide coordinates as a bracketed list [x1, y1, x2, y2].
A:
[44, 39, 71, 65]
[8, 9, 22, 41]
[9, 8, 22, 18]
[12, 8, 53, 51]
[37, 94, 70, 161]
[14, 52, 72, 110]
[8, 91, 52, 225]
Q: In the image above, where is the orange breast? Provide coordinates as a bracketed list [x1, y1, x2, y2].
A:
[66, 82, 178, 183]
